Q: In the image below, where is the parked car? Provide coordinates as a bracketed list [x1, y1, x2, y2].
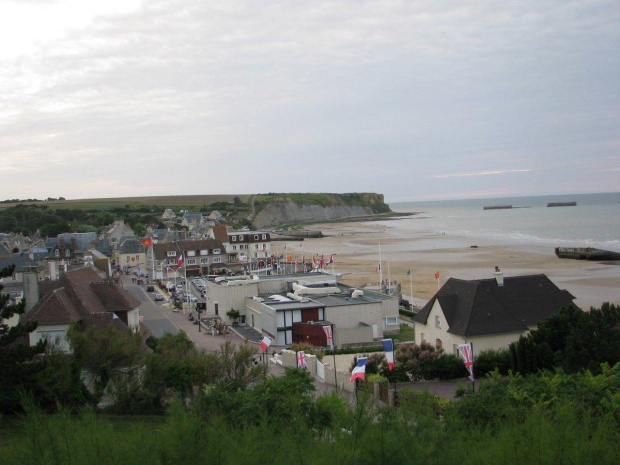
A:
[146, 285, 155, 292]
[186, 295, 197, 303]
[154, 293, 164, 301]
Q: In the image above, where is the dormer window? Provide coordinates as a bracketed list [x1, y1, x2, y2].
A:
[262, 234, 266, 240]
[167, 251, 177, 257]
[254, 235, 259, 240]
[435, 316, 441, 328]
[232, 236, 236, 242]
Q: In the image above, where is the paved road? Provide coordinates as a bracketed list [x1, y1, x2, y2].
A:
[122, 278, 180, 338]
[121, 275, 246, 351]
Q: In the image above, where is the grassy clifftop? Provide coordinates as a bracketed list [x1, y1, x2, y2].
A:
[254, 193, 391, 214]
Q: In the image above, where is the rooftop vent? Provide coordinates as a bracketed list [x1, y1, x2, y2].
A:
[493, 266, 504, 287]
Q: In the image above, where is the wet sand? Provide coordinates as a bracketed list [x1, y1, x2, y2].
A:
[274, 221, 620, 310]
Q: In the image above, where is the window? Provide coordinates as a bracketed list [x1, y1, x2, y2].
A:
[167, 251, 177, 257]
[200, 258, 208, 264]
[187, 258, 196, 265]
[254, 235, 259, 240]
[435, 315, 441, 327]
[262, 234, 266, 240]
[126, 256, 130, 263]
[55, 249, 60, 257]
[435, 339, 443, 349]
[65, 249, 71, 257]
[254, 244, 259, 250]
[213, 257, 221, 263]
[213, 248, 220, 254]
[200, 249, 208, 255]
[39, 330, 68, 351]
[232, 245, 237, 251]
[188, 250, 196, 257]
[231, 236, 236, 242]
[384, 316, 398, 325]
[262, 244, 267, 249]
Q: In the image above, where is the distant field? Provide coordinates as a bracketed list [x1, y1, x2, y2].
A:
[0, 195, 252, 211]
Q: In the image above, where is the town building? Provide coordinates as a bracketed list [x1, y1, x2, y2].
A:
[412, 271, 576, 356]
[21, 267, 142, 352]
[152, 238, 228, 277]
[204, 272, 399, 347]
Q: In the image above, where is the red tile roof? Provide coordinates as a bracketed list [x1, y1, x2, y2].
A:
[23, 267, 140, 326]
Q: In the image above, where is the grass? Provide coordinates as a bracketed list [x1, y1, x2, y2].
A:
[393, 323, 415, 343]
[0, 195, 251, 212]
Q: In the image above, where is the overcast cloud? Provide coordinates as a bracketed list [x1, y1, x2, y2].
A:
[1, 0, 618, 202]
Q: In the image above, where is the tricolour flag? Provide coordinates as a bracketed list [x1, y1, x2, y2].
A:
[323, 325, 334, 351]
[297, 351, 308, 369]
[260, 336, 272, 353]
[319, 255, 325, 269]
[406, 268, 411, 276]
[376, 264, 381, 272]
[382, 338, 395, 371]
[140, 238, 152, 247]
[177, 254, 184, 267]
[350, 357, 368, 382]
[326, 255, 334, 265]
[457, 343, 475, 381]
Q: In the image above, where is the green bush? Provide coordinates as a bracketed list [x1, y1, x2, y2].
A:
[475, 349, 511, 376]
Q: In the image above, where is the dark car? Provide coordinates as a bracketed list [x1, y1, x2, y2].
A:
[146, 285, 155, 292]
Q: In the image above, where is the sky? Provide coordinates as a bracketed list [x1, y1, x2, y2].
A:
[1, 0, 619, 203]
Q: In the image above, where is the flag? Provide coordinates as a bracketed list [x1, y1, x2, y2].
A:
[382, 339, 395, 371]
[350, 357, 368, 382]
[319, 255, 325, 269]
[140, 238, 152, 247]
[284, 245, 287, 250]
[457, 343, 475, 381]
[326, 255, 334, 265]
[407, 268, 411, 276]
[323, 325, 334, 351]
[376, 264, 381, 272]
[279, 254, 284, 260]
[260, 336, 272, 353]
[178, 254, 184, 267]
[435, 271, 440, 280]
[312, 256, 317, 268]
[294, 261, 298, 273]
[297, 351, 308, 369]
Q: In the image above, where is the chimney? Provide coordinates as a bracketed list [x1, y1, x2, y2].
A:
[23, 267, 40, 313]
[493, 266, 504, 287]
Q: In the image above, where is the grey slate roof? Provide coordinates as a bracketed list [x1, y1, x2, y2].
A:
[117, 236, 146, 254]
[412, 274, 576, 337]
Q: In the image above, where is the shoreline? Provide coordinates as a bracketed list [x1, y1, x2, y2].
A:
[275, 220, 620, 311]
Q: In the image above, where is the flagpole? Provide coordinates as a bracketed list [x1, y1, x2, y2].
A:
[332, 326, 338, 392]
[471, 342, 475, 394]
[409, 268, 413, 306]
[151, 243, 155, 282]
[388, 261, 391, 295]
[379, 243, 383, 292]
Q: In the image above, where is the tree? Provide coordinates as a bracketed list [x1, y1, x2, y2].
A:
[226, 309, 240, 325]
[67, 323, 143, 403]
[509, 304, 620, 375]
[0, 265, 46, 412]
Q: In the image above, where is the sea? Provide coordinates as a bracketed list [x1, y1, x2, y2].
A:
[387, 192, 620, 253]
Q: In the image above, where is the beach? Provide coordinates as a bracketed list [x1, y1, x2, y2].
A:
[275, 219, 620, 311]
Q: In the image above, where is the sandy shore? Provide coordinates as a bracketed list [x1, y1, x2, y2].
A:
[273, 220, 620, 311]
